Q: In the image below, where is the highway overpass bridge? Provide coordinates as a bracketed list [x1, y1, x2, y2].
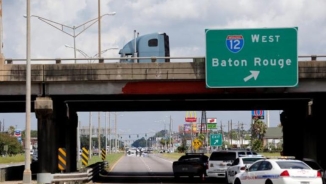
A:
[0, 56, 326, 175]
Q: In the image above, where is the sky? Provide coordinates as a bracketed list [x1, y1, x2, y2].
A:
[1, 0, 325, 137]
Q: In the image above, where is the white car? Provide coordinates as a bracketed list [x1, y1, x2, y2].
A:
[233, 158, 323, 184]
[226, 156, 265, 184]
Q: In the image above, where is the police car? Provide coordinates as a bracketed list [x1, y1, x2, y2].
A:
[226, 155, 265, 184]
[233, 157, 323, 184]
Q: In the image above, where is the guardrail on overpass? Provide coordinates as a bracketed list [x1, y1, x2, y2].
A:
[3, 55, 326, 64]
[0, 55, 326, 82]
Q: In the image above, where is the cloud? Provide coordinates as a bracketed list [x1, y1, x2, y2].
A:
[3, 0, 326, 62]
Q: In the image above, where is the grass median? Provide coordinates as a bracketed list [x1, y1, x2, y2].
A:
[0, 154, 25, 164]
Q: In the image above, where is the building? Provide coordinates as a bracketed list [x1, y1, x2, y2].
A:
[79, 126, 112, 137]
[263, 127, 283, 148]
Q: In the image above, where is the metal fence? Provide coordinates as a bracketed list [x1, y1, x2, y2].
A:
[50, 161, 108, 184]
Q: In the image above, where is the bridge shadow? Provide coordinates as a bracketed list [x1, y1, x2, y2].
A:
[96, 172, 225, 183]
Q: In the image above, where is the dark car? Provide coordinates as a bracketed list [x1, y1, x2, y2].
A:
[32, 149, 38, 162]
[301, 158, 326, 184]
[172, 153, 209, 179]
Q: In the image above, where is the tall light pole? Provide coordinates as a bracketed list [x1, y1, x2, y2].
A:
[109, 113, 111, 154]
[98, 0, 101, 58]
[105, 112, 108, 152]
[23, 0, 31, 183]
[26, 12, 116, 63]
[89, 112, 92, 159]
[115, 112, 117, 152]
[98, 112, 101, 158]
[64, 45, 118, 63]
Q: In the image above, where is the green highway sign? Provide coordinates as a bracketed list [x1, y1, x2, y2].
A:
[210, 134, 222, 146]
[205, 27, 298, 88]
[207, 123, 217, 129]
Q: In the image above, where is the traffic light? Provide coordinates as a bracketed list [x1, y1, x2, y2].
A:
[145, 134, 147, 137]
[137, 134, 139, 138]
[129, 135, 131, 138]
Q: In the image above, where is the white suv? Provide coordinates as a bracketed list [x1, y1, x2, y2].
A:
[206, 149, 259, 179]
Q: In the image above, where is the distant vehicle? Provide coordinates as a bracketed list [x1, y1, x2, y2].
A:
[233, 157, 322, 184]
[32, 149, 38, 162]
[226, 155, 265, 184]
[119, 32, 170, 63]
[206, 149, 259, 179]
[172, 153, 208, 179]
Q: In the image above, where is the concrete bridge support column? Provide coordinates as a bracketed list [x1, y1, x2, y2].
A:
[281, 105, 306, 159]
[53, 102, 78, 172]
[311, 99, 326, 168]
[35, 97, 54, 174]
[67, 110, 78, 172]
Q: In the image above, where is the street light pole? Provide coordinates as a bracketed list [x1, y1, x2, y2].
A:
[22, 0, 31, 183]
[28, 12, 115, 63]
[89, 112, 92, 159]
[64, 45, 118, 63]
[98, 0, 101, 58]
[105, 112, 107, 152]
[115, 112, 117, 152]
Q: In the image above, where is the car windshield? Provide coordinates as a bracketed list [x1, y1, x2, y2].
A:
[209, 152, 236, 161]
[243, 158, 263, 164]
[303, 160, 321, 170]
[179, 155, 207, 162]
[276, 161, 311, 169]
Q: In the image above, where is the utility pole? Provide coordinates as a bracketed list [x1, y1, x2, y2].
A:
[266, 110, 270, 127]
[230, 120, 233, 146]
[108, 113, 111, 154]
[98, 112, 101, 158]
[241, 123, 244, 148]
[169, 116, 172, 151]
[115, 112, 117, 153]
[238, 121, 240, 147]
[105, 112, 107, 153]
[227, 121, 230, 144]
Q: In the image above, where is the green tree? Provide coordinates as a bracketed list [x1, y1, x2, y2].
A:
[21, 130, 37, 138]
[0, 133, 23, 155]
[7, 126, 15, 136]
[250, 119, 267, 152]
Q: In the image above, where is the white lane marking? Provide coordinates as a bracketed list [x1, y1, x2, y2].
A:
[150, 154, 174, 164]
[140, 157, 152, 172]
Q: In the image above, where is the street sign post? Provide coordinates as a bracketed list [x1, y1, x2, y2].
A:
[205, 27, 298, 88]
[210, 134, 222, 146]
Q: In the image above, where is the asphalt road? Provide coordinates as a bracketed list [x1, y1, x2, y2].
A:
[96, 154, 226, 184]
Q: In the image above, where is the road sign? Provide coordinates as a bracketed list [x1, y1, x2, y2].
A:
[81, 147, 89, 166]
[192, 138, 202, 150]
[58, 148, 66, 171]
[101, 148, 106, 161]
[207, 123, 217, 129]
[210, 134, 222, 146]
[207, 118, 217, 123]
[205, 27, 298, 88]
[252, 110, 264, 119]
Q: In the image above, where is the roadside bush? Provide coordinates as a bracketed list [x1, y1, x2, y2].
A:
[0, 133, 23, 155]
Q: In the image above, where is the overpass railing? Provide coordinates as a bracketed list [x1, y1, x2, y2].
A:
[3, 55, 326, 64]
[49, 161, 107, 184]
